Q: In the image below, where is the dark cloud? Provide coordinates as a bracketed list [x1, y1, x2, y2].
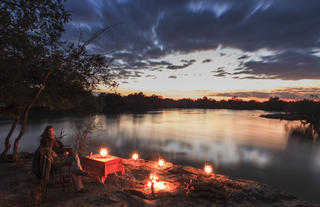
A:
[209, 87, 320, 99]
[202, 59, 212, 63]
[145, 74, 157, 79]
[212, 67, 231, 77]
[148, 60, 172, 66]
[168, 75, 177, 79]
[235, 51, 320, 80]
[112, 69, 144, 79]
[63, 0, 320, 80]
[131, 62, 149, 68]
[238, 55, 249, 60]
[167, 59, 196, 70]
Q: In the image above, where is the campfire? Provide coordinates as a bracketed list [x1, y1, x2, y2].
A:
[100, 148, 108, 158]
[204, 163, 213, 174]
[132, 152, 139, 160]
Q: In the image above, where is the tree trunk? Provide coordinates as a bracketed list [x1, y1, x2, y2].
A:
[12, 106, 29, 160]
[0, 116, 20, 160]
[12, 67, 56, 160]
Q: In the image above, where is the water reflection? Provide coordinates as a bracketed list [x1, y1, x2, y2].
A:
[0, 109, 320, 202]
[286, 122, 319, 142]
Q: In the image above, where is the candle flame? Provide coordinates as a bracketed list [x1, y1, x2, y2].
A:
[132, 152, 139, 160]
[100, 148, 108, 157]
[158, 159, 164, 167]
[204, 164, 213, 174]
[147, 174, 165, 190]
[154, 181, 165, 190]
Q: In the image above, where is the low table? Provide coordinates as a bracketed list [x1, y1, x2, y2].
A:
[80, 155, 125, 183]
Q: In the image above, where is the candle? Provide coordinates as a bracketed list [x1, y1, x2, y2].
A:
[132, 152, 139, 160]
[158, 158, 164, 167]
[100, 148, 108, 157]
[204, 163, 213, 174]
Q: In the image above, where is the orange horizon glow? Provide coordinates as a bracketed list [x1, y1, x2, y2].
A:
[95, 48, 320, 101]
[95, 88, 317, 103]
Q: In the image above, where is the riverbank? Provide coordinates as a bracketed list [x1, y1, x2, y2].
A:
[260, 113, 307, 121]
[0, 153, 318, 207]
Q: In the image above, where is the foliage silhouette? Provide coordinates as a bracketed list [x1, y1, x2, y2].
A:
[0, 0, 117, 160]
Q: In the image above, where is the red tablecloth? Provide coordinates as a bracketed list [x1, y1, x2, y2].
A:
[80, 155, 124, 183]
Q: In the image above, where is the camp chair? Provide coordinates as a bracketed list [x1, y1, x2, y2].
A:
[51, 160, 74, 196]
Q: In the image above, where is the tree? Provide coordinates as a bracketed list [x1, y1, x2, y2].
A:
[0, 0, 117, 160]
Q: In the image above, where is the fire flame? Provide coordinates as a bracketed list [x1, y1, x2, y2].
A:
[158, 158, 164, 167]
[147, 174, 165, 190]
[100, 148, 108, 157]
[204, 163, 213, 174]
[132, 152, 139, 160]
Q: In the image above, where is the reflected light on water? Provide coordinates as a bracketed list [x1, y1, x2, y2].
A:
[104, 110, 288, 150]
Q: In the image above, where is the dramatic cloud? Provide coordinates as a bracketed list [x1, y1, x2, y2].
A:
[168, 75, 177, 79]
[64, 0, 320, 80]
[238, 55, 249, 60]
[167, 59, 196, 70]
[202, 59, 212, 63]
[212, 67, 231, 77]
[234, 51, 320, 80]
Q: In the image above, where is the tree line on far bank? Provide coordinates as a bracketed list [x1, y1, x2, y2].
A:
[17, 92, 319, 119]
[97, 92, 318, 115]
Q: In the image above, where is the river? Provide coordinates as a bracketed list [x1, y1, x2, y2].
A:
[0, 109, 319, 203]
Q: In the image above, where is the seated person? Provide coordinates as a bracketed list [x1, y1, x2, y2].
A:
[33, 125, 87, 192]
[32, 136, 56, 183]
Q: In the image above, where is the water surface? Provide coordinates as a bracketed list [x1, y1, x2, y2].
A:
[1, 109, 319, 203]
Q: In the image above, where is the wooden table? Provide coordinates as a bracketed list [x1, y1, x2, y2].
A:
[80, 155, 124, 183]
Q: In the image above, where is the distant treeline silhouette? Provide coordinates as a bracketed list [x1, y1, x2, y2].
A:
[98, 92, 319, 115]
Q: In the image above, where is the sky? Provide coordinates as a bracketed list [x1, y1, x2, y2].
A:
[63, 0, 320, 100]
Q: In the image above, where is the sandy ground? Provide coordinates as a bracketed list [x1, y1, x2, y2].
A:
[0, 153, 318, 207]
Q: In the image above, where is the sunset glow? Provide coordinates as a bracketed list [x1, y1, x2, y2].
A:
[98, 47, 320, 100]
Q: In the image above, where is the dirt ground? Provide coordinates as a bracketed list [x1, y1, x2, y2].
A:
[0, 153, 318, 207]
